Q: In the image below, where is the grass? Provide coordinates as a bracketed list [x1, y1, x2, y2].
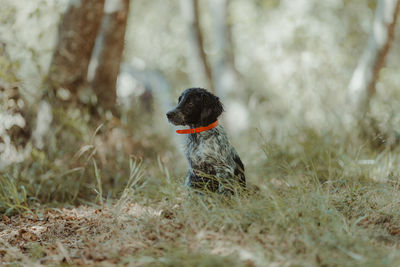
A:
[0, 174, 31, 215]
[1, 111, 400, 266]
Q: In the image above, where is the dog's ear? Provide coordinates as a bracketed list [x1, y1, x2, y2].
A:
[200, 94, 224, 126]
[212, 96, 224, 117]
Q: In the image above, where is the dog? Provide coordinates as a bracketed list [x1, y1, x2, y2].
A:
[166, 88, 246, 194]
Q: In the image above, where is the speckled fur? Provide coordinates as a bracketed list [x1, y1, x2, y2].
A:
[167, 88, 245, 194]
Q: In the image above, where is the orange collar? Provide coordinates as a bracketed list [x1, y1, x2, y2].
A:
[176, 121, 219, 134]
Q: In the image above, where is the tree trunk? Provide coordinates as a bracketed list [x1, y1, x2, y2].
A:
[91, 0, 130, 111]
[48, 0, 105, 96]
[180, 0, 215, 93]
[210, 0, 241, 96]
[0, 44, 32, 152]
[348, 0, 400, 116]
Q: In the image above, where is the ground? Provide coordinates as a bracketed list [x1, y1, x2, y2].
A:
[1, 204, 185, 265]
[2, 124, 400, 266]
[2, 173, 400, 266]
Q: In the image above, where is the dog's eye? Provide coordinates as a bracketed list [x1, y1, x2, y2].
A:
[187, 102, 194, 107]
[178, 96, 182, 103]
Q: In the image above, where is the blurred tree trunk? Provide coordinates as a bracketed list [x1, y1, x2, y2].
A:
[37, 0, 104, 149]
[91, 0, 130, 111]
[47, 0, 105, 97]
[0, 43, 31, 150]
[210, 0, 242, 96]
[208, 0, 249, 134]
[180, 0, 215, 93]
[348, 0, 400, 117]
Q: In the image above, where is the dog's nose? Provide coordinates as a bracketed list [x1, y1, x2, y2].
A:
[166, 111, 173, 119]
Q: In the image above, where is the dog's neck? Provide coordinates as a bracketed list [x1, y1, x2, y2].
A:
[176, 120, 219, 134]
[185, 124, 223, 147]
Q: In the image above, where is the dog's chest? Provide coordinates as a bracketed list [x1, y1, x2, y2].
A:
[184, 126, 230, 164]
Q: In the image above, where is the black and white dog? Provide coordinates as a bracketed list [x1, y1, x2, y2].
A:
[166, 88, 245, 194]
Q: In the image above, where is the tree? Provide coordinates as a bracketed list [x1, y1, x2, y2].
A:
[91, 0, 130, 111]
[47, 0, 105, 98]
[348, 0, 400, 117]
[180, 0, 215, 92]
[0, 43, 31, 165]
[210, 0, 242, 96]
[36, 0, 105, 149]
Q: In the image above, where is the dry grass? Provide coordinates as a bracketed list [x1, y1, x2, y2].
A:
[2, 121, 400, 266]
[1, 177, 400, 266]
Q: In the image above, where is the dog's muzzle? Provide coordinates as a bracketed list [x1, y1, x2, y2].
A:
[166, 109, 184, 125]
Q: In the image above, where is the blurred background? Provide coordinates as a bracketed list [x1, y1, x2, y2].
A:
[0, 0, 399, 209]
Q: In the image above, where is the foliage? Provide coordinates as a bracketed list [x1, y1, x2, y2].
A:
[0, 174, 31, 215]
[0, 102, 177, 211]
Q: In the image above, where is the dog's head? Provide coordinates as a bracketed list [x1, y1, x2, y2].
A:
[166, 88, 224, 127]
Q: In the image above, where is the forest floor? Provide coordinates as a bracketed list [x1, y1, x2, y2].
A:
[2, 124, 400, 266]
[2, 174, 400, 266]
[0, 200, 256, 266]
[1, 204, 188, 266]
